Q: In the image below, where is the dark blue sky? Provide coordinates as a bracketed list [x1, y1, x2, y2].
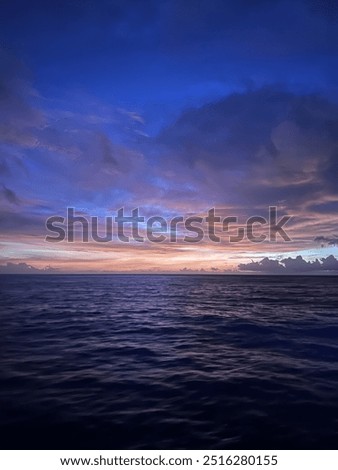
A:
[2, 0, 337, 126]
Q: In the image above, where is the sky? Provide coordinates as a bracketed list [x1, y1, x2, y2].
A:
[0, 0, 338, 273]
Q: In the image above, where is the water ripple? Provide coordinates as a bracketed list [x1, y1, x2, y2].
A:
[0, 274, 338, 449]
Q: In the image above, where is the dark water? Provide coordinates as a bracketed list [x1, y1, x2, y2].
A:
[0, 274, 338, 449]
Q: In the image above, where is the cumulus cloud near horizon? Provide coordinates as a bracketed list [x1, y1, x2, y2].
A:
[0, 262, 58, 274]
[238, 255, 338, 273]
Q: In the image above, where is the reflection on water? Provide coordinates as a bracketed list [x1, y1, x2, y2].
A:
[0, 274, 338, 449]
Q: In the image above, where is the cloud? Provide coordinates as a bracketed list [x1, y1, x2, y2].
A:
[0, 47, 150, 214]
[314, 235, 338, 246]
[0, 35, 337, 273]
[0, 262, 58, 274]
[158, 87, 338, 209]
[2, 46, 337, 224]
[238, 255, 338, 273]
[179, 267, 206, 273]
[1, 186, 21, 205]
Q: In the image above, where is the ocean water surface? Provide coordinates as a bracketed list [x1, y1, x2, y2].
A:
[0, 274, 338, 449]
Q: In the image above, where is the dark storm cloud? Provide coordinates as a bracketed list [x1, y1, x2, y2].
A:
[159, 87, 290, 169]
[158, 87, 338, 209]
[239, 255, 338, 273]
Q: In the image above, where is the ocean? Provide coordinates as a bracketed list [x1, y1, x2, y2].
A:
[0, 274, 338, 449]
